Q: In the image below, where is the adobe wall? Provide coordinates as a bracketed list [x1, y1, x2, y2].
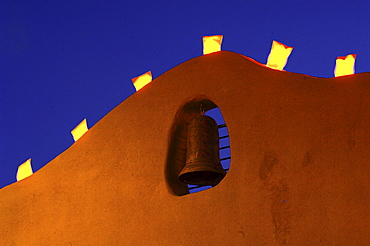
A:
[1, 51, 369, 245]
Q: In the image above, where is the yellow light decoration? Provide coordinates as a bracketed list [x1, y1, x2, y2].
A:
[203, 35, 223, 55]
[334, 54, 356, 77]
[132, 71, 152, 91]
[71, 118, 88, 142]
[131, 71, 153, 91]
[16, 158, 33, 181]
[266, 40, 293, 71]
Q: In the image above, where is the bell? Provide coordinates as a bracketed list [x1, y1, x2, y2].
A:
[178, 115, 226, 186]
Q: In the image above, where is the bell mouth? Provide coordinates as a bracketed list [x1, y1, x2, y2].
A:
[178, 170, 226, 186]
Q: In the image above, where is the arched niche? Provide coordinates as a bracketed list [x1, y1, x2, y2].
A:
[166, 96, 230, 196]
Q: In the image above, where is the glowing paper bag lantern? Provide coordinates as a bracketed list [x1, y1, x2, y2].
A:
[132, 71, 152, 91]
[266, 40, 293, 71]
[203, 35, 223, 55]
[71, 118, 88, 142]
[16, 158, 33, 181]
[334, 54, 356, 77]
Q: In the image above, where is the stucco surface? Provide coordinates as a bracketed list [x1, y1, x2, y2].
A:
[1, 51, 369, 245]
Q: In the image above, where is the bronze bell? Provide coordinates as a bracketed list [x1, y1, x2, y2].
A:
[178, 115, 226, 186]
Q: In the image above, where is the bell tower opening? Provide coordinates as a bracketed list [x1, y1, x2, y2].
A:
[166, 97, 231, 195]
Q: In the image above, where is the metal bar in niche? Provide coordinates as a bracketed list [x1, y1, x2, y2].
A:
[218, 124, 227, 129]
[219, 145, 230, 150]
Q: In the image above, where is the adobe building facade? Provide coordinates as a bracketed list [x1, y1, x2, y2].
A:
[1, 51, 369, 245]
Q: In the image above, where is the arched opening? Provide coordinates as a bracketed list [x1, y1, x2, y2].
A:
[166, 97, 231, 195]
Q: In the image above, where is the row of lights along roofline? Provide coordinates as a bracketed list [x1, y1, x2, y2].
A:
[15, 35, 358, 182]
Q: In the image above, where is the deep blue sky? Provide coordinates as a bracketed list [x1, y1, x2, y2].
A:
[1, 1, 369, 188]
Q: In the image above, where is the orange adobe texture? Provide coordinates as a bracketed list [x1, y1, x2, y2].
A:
[1, 51, 369, 245]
